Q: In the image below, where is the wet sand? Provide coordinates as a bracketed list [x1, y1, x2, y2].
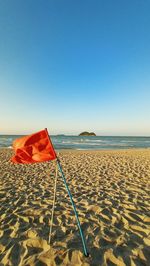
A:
[0, 148, 150, 265]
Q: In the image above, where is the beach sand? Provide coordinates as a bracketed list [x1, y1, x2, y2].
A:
[0, 148, 150, 266]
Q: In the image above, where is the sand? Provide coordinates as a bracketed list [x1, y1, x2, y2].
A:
[0, 148, 150, 266]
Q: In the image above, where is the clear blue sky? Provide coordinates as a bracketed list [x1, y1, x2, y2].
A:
[0, 0, 150, 135]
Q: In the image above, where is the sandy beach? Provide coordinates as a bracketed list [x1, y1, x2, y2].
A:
[0, 148, 150, 266]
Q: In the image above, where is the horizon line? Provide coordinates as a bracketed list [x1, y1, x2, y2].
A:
[0, 134, 150, 137]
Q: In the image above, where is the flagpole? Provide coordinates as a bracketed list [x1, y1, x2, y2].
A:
[57, 158, 89, 257]
[45, 128, 89, 257]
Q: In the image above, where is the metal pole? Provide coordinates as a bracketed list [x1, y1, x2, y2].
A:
[49, 161, 58, 244]
[57, 158, 89, 257]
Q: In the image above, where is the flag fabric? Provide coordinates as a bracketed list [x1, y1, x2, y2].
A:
[11, 129, 57, 164]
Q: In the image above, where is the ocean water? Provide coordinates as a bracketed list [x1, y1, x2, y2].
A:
[0, 135, 150, 150]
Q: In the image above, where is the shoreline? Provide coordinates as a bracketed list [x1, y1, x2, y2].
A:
[1, 146, 150, 152]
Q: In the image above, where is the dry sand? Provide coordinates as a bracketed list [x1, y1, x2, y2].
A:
[0, 148, 150, 266]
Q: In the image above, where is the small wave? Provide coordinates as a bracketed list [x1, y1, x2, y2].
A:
[62, 141, 72, 144]
[106, 143, 134, 146]
[121, 140, 139, 143]
[85, 139, 103, 142]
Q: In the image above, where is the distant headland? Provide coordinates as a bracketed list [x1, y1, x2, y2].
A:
[79, 131, 96, 136]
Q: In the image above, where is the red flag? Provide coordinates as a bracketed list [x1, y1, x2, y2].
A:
[11, 129, 57, 164]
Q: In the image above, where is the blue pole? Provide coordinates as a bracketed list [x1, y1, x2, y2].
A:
[57, 159, 89, 257]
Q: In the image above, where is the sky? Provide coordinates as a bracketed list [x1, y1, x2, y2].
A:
[0, 0, 150, 136]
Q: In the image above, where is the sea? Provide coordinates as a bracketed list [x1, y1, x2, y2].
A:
[0, 135, 150, 150]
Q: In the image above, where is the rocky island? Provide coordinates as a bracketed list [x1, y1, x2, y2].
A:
[79, 131, 96, 136]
